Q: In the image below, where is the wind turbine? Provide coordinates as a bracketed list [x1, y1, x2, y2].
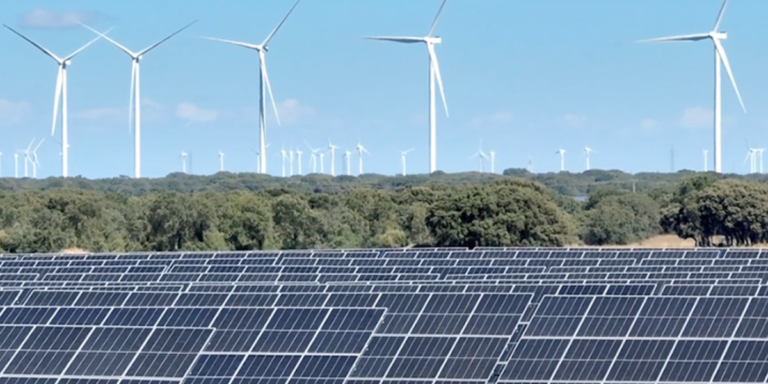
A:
[328, 140, 339, 176]
[21, 140, 35, 178]
[279, 148, 288, 177]
[80, 20, 198, 179]
[743, 148, 756, 174]
[180, 151, 188, 173]
[218, 150, 225, 172]
[306, 142, 321, 173]
[4, 25, 108, 178]
[355, 141, 371, 175]
[488, 150, 496, 174]
[400, 148, 414, 176]
[288, 149, 295, 176]
[583, 146, 595, 171]
[319, 153, 325, 174]
[343, 149, 353, 176]
[13, 153, 19, 178]
[703, 149, 709, 172]
[202, 0, 301, 175]
[556, 149, 566, 172]
[527, 153, 533, 173]
[295, 149, 303, 175]
[470, 148, 488, 172]
[30, 139, 44, 178]
[638, 0, 745, 174]
[364, 0, 449, 174]
[756, 148, 765, 174]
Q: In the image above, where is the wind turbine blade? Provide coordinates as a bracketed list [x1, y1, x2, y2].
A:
[713, 38, 746, 113]
[129, 61, 136, 133]
[78, 22, 136, 57]
[260, 55, 281, 126]
[362, 36, 425, 43]
[201, 37, 261, 50]
[64, 27, 114, 61]
[636, 33, 710, 43]
[138, 20, 198, 56]
[427, 44, 448, 117]
[26, 139, 35, 152]
[3, 24, 62, 62]
[34, 138, 45, 151]
[51, 66, 63, 136]
[713, 0, 729, 32]
[427, 0, 448, 37]
[262, 0, 301, 47]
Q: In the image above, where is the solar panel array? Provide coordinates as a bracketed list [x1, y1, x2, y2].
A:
[1, 247, 768, 384]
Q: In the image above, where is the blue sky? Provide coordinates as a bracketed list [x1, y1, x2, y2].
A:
[2, 0, 768, 178]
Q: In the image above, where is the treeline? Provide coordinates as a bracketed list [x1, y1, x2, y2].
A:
[0, 172, 763, 252]
[4, 167, 766, 196]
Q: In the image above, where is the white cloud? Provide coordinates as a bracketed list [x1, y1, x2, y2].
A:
[563, 113, 587, 127]
[679, 106, 712, 129]
[247, 98, 315, 125]
[72, 98, 168, 123]
[176, 102, 219, 123]
[0, 99, 32, 124]
[275, 98, 315, 125]
[640, 118, 662, 132]
[19, 7, 98, 29]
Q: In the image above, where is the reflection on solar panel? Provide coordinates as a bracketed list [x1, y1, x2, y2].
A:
[2, 247, 768, 383]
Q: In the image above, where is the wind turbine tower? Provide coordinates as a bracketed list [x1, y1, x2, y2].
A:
[288, 149, 294, 176]
[400, 148, 414, 176]
[203, 0, 301, 174]
[180, 151, 188, 173]
[556, 149, 566, 172]
[218, 150, 225, 172]
[328, 141, 339, 176]
[4, 25, 107, 178]
[489, 150, 496, 174]
[279, 149, 288, 177]
[30, 139, 44, 179]
[355, 141, 371, 175]
[364, 0, 449, 174]
[344, 149, 352, 176]
[639, 0, 745, 173]
[319, 153, 325, 174]
[13, 153, 19, 178]
[703, 149, 709, 172]
[584, 146, 594, 171]
[295, 149, 303, 175]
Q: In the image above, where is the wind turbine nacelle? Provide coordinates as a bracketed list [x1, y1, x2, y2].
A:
[712, 32, 727, 40]
[426, 36, 442, 44]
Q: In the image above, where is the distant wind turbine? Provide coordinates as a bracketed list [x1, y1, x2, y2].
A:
[319, 153, 325, 174]
[638, 0, 745, 173]
[470, 148, 488, 172]
[13, 153, 19, 178]
[488, 150, 496, 174]
[218, 150, 225, 172]
[202, 0, 301, 174]
[583, 146, 595, 171]
[703, 149, 709, 172]
[288, 149, 295, 176]
[4, 24, 108, 178]
[556, 149, 566, 172]
[364, 0, 449, 174]
[180, 151, 188, 173]
[30, 139, 44, 179]
[328, 140, 339, 176]
[295, 149, 303, 175]
[80, 20, 198, 179]
[355, 141, 371, 175]
[306, 142, 321, 173]
[343, 149, 352, 176]
[400, 148, 414, 176]
[279, 148, 288, 177]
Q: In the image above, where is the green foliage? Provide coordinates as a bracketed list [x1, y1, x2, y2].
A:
[0, 170, 767, 252]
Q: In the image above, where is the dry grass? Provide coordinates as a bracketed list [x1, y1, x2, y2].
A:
[60, 248, 90, 254]
[571, 234, 768, 248]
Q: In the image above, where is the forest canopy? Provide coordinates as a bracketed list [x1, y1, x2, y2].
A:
[0, 169, 764, 252]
